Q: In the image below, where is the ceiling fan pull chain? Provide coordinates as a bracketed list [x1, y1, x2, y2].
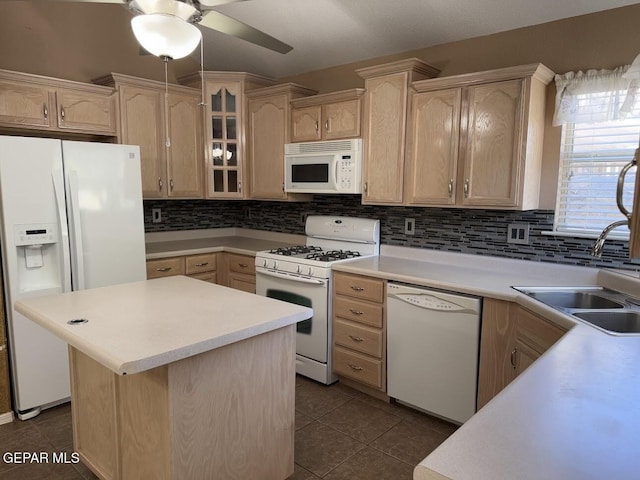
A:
[164, 56, 171, 148]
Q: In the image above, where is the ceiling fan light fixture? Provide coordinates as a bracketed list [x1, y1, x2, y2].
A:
[131, 13, 201, 60]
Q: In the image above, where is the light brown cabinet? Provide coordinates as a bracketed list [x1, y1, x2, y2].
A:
[180, 72, 276, 199]
[224, 253, 256, 293]
[356, 59, 440, 204]
[246, 83, 317, 200]
[477, 299, 566, 409]
[290, 89, 364, 142]
[146, 253, 217, 283]
[332, 272, 386, 391]
[405, 64, 554, 209]
[98, 74, 203, 199]
[0, 69, 117, 135]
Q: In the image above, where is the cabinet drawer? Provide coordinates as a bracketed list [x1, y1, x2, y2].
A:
[146, 257, 185, 279]
[334, 272, 384, 302]
[334, 296, 383, 328]
[227, 254, 256, 275]
[188, 272, 217, 283]
[334, 319, 382, 357]
[333, 346, 383, 389]
[185, 253, 217, 274]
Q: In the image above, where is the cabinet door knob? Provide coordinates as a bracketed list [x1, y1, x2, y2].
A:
[238, 263, 248, 268]
[350, 286, 365, 292]
[464, 179, 470, 198]
[314, 120, 319, 132]
[349, 335, 364, 342]
[195, 262, 209, 267]
[364, 182, 368, 196]
[158, 177, 163, 192]
[348, 363, 363, 371]
[448, 179, 454, 197]
[349, 309, 364, 315]
[325, 119, 330, 131]
[157, 267, 172, 272]
[169, 179, 174, 191]
[43, 104, 48, 120]
[510, 348, 517, 369]
[60, 106, 66, 120]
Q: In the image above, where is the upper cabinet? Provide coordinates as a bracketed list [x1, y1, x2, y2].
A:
[290, 89, 364, 142]
[405, 64, 554, 210]
[97, 73, 204, 199]
[0, 69, 117, 136]
[246, 83, 317, 200]
[180, 72, 276, 199]
[356, 59, 441, 204]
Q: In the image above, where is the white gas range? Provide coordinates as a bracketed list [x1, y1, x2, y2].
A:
[255, 216, 380, 384]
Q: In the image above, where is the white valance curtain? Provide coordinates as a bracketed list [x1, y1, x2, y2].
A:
[552, 65, 640, 125]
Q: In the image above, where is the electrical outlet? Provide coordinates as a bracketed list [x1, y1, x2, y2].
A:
[151, 208, 162, 223]
[507, 223, 530, 244]
[243, 207, 252, 220]
[300, 213, 308, 225]
[404, 218, 415, 235]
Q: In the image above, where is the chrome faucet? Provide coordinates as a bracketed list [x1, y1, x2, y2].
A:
[591, 220, 629, 257]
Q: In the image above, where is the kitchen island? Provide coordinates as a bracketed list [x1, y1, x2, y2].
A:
[15, 276, 312, 480]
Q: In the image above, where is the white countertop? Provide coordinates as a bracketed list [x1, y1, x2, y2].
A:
[15, 276, 312, 376]
[145, 228, 304, 259]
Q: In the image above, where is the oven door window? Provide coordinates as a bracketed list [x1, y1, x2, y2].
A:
[266, 289, 313, 334]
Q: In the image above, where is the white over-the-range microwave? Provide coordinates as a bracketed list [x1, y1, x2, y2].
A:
[284, 138, 362, 194]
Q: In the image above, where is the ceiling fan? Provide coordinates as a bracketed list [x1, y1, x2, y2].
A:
[33, 0, 293, 57]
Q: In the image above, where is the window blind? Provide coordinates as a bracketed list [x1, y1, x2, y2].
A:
[555, 116, 638, 238]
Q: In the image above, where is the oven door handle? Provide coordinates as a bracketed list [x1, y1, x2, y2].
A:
[257, 269, 326, 285]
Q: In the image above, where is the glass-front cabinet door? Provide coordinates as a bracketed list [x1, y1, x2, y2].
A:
[205, 82, 243, 197]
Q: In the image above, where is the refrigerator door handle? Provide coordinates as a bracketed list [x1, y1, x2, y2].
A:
[67, 170, 86, 290]
[52, 171, 72, 293]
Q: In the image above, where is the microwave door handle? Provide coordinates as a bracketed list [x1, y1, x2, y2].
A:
[333, 158, 340, 189]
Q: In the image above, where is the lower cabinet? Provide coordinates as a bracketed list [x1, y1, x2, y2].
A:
[224, 253, 256, 294]
[477, 299, 566, 409]
[332, 272, 386, 392]
[145, 252, 257, 293]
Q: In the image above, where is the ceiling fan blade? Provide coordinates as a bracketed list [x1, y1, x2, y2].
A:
[198, 10, 292, 54]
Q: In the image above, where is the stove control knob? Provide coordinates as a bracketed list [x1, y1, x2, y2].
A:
[263, 259, 268, 267]
[272, 261, 278, 270]
[296, 265, 301, 274]
[307, 267, 313, 276]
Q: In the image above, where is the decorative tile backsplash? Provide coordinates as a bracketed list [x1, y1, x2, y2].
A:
[144, 195, 640, 272]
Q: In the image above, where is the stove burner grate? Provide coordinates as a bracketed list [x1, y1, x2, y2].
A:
[305, 250, 362, 262]
[268, 245, 322, 256]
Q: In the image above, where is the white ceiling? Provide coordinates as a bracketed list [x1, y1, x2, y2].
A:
[4, 0, 640, 79]
[196, 0, 640, 77]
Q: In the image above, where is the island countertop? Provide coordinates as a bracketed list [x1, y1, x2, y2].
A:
[15, 276, 312, 375]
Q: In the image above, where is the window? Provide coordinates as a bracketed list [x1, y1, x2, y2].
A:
[553, 68, 639, 238]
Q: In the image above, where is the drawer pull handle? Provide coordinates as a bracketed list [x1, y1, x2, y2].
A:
[238, 263, 248, 268]
[510, 348, 517, 369]
[349, 309, 364, 315]
[195, 262, 209, 267]
[157, 267, 172, 272]
[43, 103, 48, 119]
[350, 286, 365, 292]
[349, 335, 364, 342]
[60, 106, 66, 120]
[348, 363, 363, 371]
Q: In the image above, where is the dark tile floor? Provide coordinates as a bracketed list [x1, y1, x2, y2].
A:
[0, 375, 456, 480]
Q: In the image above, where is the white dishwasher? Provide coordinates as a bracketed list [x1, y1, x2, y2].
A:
[386, 282, 481, 424]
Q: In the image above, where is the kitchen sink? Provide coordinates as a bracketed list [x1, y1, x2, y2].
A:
[572, 311, 640, 334]
[513, 286, 640, 335]
[523, 291, 624, 310]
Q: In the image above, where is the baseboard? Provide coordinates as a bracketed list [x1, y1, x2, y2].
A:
[0, 410, 14, 425]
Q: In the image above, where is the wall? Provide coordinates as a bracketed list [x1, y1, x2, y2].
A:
[143, 198, 640, 273]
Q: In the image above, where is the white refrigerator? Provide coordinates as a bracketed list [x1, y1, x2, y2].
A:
[0, 135, 147, 419]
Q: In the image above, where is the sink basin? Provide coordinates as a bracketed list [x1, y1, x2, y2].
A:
[524, 291, 624, 310]
[573, 311, 640, 334]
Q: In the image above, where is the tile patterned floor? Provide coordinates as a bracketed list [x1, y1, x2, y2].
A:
[0, 375, 456, 479]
